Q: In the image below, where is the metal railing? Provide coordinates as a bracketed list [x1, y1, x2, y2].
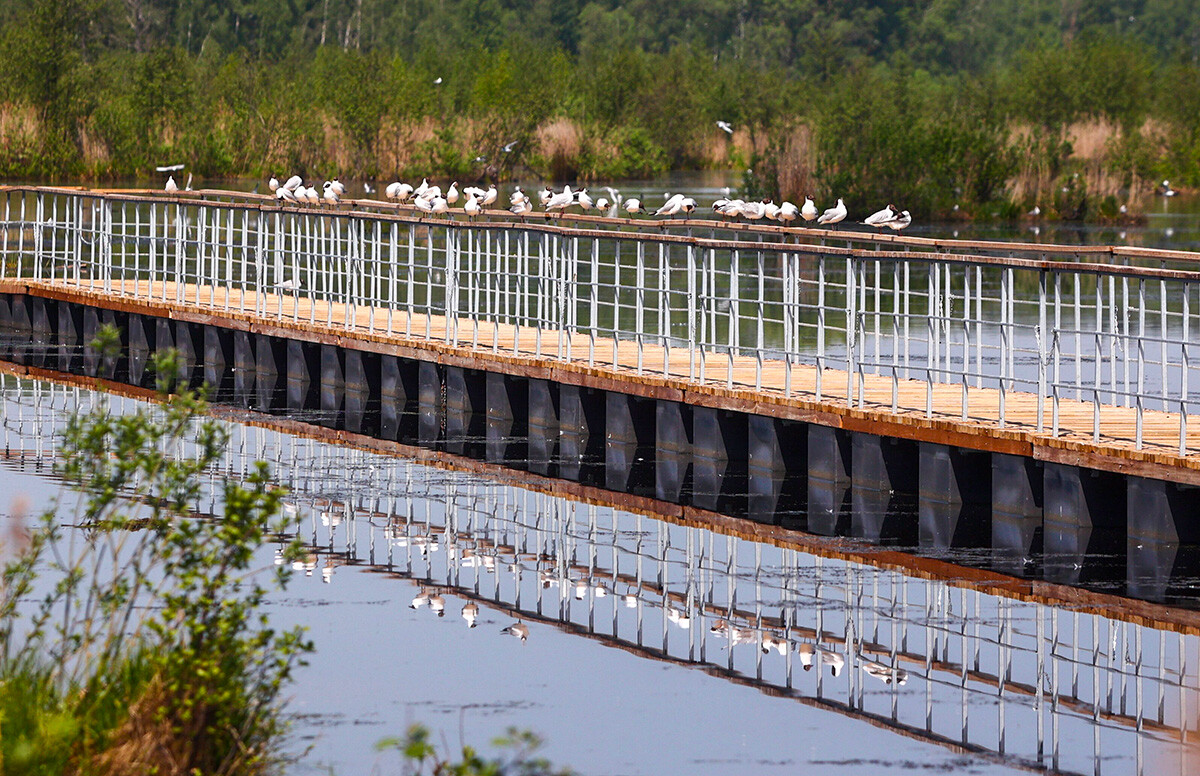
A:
[4, 186, 1200, 456]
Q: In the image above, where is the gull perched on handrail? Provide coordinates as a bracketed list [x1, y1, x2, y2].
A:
[863, 204, 899, 228]
[817, 198, 847, 225]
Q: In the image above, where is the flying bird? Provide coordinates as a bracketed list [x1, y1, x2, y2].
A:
[716, 120, 734, 134]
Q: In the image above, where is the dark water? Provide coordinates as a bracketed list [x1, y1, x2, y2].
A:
[2, 369, 1199, 776]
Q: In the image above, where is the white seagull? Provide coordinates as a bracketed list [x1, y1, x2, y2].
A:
[817, 198, 847, 226]
[480, 185, 498, 207]
[886, 210, 912, 231]
[322, 182, 340, 207]
[165, 175, 178, 193]
[778, 201, 799, 223]
[801, 195, 818, 222]
[716, 120, 734, 134]
[623, 198, 645, 215]
[283, 175, 303, 192]
[545, 185, 574, 215]
[275, 186, 295, 203]
[268, 175, 280, 192]
[575, 188, 593, 210]
[656, 193, 685, 216]
[463, 194, 482, 219]
[446, 182, 459, 204]
[863, 204, 899, 228]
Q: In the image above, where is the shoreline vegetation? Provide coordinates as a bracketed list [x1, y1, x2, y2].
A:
[1, 1, 1198, 222]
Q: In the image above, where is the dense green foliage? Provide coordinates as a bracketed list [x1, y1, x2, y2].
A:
[0, 336, 309, 775]
[1, 0, 1199, 217]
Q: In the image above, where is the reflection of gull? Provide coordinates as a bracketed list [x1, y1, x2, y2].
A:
[320, 509, 341, 527]
[797, 643, 844, 675]
[709, 618, 757, 646]
[292, 553, 317, 576]
[321, 560, 335, 584]
[410, 589, 431, 609]
[501, 621, 529, 642]
[391, 533, 439, 554]
[760, 633, 788, 655]
[862, 660, 908, 685]
[666, 606, 690, 629]
[460, 550, 495, 571]
[574, 579, 589, 600]
[462, 602, 478, 628]
[623, 593, 638, 608]
[429, 594, 445, 617]
[538, 570, 560, 588]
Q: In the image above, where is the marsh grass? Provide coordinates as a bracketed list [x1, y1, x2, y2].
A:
[0, 327, 310, 776]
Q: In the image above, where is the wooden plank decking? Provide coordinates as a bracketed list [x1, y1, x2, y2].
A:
[6, 277, 1200, 485]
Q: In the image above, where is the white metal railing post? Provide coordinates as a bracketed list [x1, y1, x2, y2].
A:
[661, 242, 670, 377]
[1037, 270, 1047, 434]
[33, 192, 44, 282]
[687, 242, 697, 381]
[728, 248, 738, 389]
[846, 255, 856, 407]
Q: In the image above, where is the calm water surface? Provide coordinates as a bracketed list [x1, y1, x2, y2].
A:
[2, 372, 1198, 775]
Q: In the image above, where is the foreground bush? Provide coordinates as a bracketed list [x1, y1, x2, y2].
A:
[0, 341, 309, 775]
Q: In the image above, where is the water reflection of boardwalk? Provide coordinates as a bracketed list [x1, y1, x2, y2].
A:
[3, 372, 1197, 776]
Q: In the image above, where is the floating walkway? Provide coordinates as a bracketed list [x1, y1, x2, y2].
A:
[3, 185, 1200, 594]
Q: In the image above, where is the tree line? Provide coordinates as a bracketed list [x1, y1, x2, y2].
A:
[1, 0, 1198, 219]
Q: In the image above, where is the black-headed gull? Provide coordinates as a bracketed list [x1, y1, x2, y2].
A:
[817, 198, 847, 225]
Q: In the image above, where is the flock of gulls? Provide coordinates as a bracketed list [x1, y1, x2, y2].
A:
[186, 173, 916, 231]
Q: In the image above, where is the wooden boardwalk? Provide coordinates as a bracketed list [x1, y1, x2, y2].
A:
[6, 277, 1200, 485]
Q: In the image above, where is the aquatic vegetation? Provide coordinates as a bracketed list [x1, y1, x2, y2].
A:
[376, 725, 573, 776]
